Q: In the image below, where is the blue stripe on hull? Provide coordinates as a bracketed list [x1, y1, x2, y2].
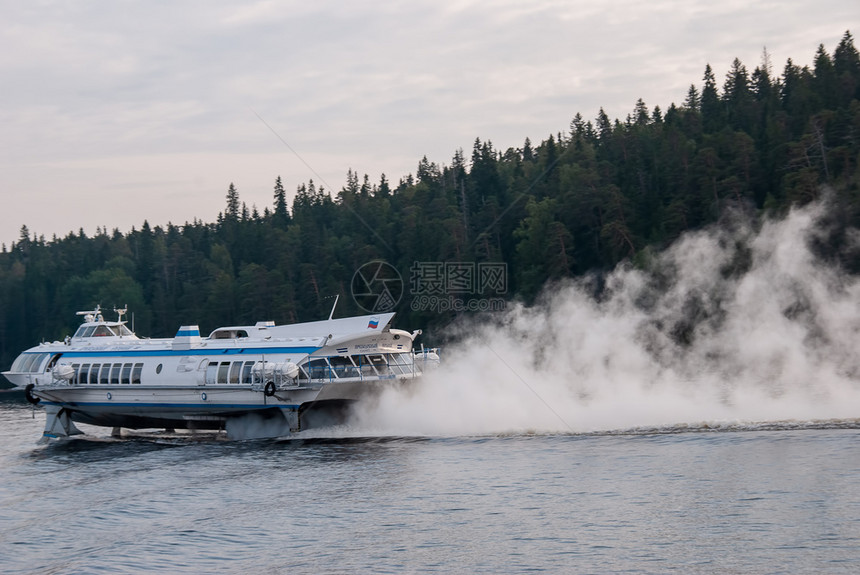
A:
[60, 346, 318, 358]
[43, 401, 302, 410]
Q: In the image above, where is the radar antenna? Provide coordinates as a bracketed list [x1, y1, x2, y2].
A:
[76, 304, 102, 323]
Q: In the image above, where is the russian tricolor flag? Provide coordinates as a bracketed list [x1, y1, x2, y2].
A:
[368, 318, 379, 329]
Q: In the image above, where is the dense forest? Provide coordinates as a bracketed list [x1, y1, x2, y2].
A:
[2, 32, 860, 375]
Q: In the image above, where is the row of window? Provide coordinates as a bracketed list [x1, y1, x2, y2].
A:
[205, 361, 257, 385]
[13, 352, 419, 385]
[200, 353, 418, 385]
[305, 353, 417, 380]
[72, 324, 134, 339]
[70, 363, 144, 385]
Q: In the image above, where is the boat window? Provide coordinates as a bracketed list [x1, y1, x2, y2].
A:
[330, 356, 358, 378]
[369, 355, 390, 374]
[10, 355, 27, 372]
[79, 364, 90, 385]
[388, 354, 406, 375]
[18, 353, 48, 373]
[92, 325, 114, 337]
[364, 355, 389, 375]
[156, 363, 163, 374]
[37, 353, 52, 372]
[217, 362, 229, 384]
[18, 354, 36, 372]
[72, 326, 87, 339]
[205, 362, 218, 385]
[118, 325, 134, 336]
[229, 362, 242, 384]
[351, 355, 376, 375]
[307, 358, 330, 380]
[120, 363, 132, 384]
[47, 354, 62, 370]
[71, 363, 80, 384]
[110, 364, 121, 384]
[81, 326, 96, 338]
[132, 363, 143, 384]
[89, 364, 101, 384]
[242, 361, 254, 384]
[211, 329, 248, 339]
[99, 364, 110, 384]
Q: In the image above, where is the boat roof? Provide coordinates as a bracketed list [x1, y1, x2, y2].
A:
[25, 307, 396, 351]
[207, 313, 395, 340]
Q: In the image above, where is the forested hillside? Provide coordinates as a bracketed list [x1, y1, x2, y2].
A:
[2, 32, 859, 372]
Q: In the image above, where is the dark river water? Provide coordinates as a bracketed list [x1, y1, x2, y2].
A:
[1, 392, 859, 574]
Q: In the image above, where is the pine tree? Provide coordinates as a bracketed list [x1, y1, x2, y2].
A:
[522, 137, 534, 162]
[634, 98, 650, 126]
[684, 84, 700, 111]
[833, 30, 860, 102]
[701, 64, 721, 132]
[272, 176, 289, 228]
[225, 183, 240, 221]
[596, 108, 612, 141]
[376, 174, 391, 197]
[723, 58, 754, 131]
[813, 43, 838, 109]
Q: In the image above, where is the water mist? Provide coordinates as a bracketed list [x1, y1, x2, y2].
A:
[351, 199, 860, 436]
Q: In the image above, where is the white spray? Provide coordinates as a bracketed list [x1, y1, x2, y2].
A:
[352, 199, 860, 436]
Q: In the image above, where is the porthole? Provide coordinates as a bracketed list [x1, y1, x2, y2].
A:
[156, 363, 163, 374]
[201, 392, 207, 400]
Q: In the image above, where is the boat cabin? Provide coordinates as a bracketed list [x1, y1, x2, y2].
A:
[70, 306, 138, 341]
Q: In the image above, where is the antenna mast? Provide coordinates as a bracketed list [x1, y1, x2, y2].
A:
[328, 294, 339, 321]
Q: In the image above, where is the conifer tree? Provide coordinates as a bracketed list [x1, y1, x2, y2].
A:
[225, 183, 240, 221]
[833, 31, 860, 102]
[701, 64, 721, 132]
[273, 176, 289, 228]
[684, 85, 700, 111]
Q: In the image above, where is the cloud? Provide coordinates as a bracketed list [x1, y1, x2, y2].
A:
[0, 0, 856, 244]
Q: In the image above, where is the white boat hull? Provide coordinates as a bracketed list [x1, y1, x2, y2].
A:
[31, 379, 400, 437]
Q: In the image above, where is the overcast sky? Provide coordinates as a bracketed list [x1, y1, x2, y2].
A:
[1, 1, 857, 247]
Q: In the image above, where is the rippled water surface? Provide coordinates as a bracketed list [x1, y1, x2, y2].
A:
[1, 393, 859, 574]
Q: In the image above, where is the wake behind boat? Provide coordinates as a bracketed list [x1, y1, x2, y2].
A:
[2, 305, 439, 440]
